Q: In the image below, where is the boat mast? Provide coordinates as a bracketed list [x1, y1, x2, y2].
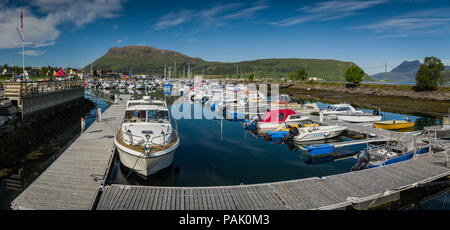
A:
[16, 6, 25, 81]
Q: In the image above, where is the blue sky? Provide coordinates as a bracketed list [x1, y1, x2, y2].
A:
[0, 0, 449, 74]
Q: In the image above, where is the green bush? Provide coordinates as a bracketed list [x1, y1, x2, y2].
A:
[345, 65, 365, 85]
[287, 69, 307, 81]
[415, 57, 445, 91]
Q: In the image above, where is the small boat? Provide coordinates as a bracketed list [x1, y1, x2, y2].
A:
[295, 103, 320, 115]
[351, 139, 431, 171]
[314, 104, 363, 119]
[374, 119, 414, 130]
[292, 125, 347, 142]
[244, 109, 310, 131]
[114, 96, 180, 177]
[337, 114, 382, 123]
[265, 122, 319, 142]
[424, 117, 450, 140]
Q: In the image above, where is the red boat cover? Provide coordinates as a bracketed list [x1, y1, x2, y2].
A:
[260, 109, 297, 122]
[54, 67, 66, 77]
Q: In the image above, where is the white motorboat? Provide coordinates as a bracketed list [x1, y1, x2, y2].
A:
[135, 81, 145, 90]
[114, 96, 180, 177]
[127, 83, 136, 90]
[295, 103, 320, 115]
[337, 114, 382, 123]
[293, 125, 347, 142]
[315, 104, 364, 119]
[244, 109, 310, 132]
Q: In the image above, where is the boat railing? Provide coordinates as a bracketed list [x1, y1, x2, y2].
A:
[121, 131, 146, 146]
[150, 131, 173, 146]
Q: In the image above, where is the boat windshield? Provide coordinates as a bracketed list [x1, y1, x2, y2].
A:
[125, 110, 170, 123]
[328, 105, 337, 111]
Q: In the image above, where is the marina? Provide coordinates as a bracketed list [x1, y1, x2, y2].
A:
[6, 79, 450, 210]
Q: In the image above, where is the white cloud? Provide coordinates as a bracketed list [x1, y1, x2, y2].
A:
[299, 0, 386, 14]
[155, 9, 196, 30]
[0, 0, 126, 49]
[350, 8, 450, 37]
[271, 0, 387, 27]
[18, 49, 46, 56]
[155, 1, 269, 30]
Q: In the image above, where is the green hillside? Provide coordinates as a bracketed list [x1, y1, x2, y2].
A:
[89, 46, 370, 81]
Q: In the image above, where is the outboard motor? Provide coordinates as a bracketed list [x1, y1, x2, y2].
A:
[201, 96, 209, 105]
[282, 126, 299, 142]
[244, 115, 260, 130]
[351, 150, 370, 171]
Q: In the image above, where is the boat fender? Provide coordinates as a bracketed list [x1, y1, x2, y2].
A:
[351, 150, 370, 171]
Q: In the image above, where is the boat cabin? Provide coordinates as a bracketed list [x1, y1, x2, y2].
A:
[124, 107, 169, 124]
[260, 109, 300, 123]
[324, 104, 360, 113]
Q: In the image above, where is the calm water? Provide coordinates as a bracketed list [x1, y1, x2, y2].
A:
[108, 88, 438, 187]
[107, 88, 448, 210]
[1, 88, 447, 210]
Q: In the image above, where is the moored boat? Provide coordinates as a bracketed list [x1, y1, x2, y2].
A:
[374, 119, 414, 130]
[114, 96, 180, 177]
[292, 125, 347, 142]
[337, 114, 382, 123]
[244, 109, 310, 131]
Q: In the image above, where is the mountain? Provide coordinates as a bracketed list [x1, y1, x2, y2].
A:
[371, 60, 421, 82]
[391, 60, 420, 73]
[88, 46, 364, 81]
[371, 60, 450, 82]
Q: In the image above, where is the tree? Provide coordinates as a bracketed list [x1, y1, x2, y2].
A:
[345, 65, 365, 85]
[248, 73, 254, 81]
[415, 56, 445, 91]
[287, 68, 307, 81]
[40, 66, 49, 76]
[441, 70, 450, 86]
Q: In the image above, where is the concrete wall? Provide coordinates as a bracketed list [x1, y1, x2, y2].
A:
[21, 87, 84, 119]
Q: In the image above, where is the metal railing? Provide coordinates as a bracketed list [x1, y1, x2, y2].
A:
[3, 80, 82, 98]
[120, 128, 173, 147]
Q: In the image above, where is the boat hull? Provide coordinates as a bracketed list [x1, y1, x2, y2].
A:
[337, 115, 382, 123]
[375, 122, 414, 130]
[115, 137, 180, 177]
[294, 127, 346, 142]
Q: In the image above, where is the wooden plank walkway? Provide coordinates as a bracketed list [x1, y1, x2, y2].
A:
[96, 159, 450, 210]
[10, 95, 129, 210]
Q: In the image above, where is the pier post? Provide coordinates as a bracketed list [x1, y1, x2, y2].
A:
[97, 107, 102, 121]
[81, 117, 85, 133]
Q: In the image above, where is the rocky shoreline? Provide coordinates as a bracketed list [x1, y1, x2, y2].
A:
[282, 87, 450, 118]
[281, 82, 450, 102]
[0, 98, 95, 172]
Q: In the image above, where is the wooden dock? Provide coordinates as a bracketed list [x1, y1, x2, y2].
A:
[10, 95, 129, 210]
[95, 158, 450, 210]
[9, 91, 450, 210]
